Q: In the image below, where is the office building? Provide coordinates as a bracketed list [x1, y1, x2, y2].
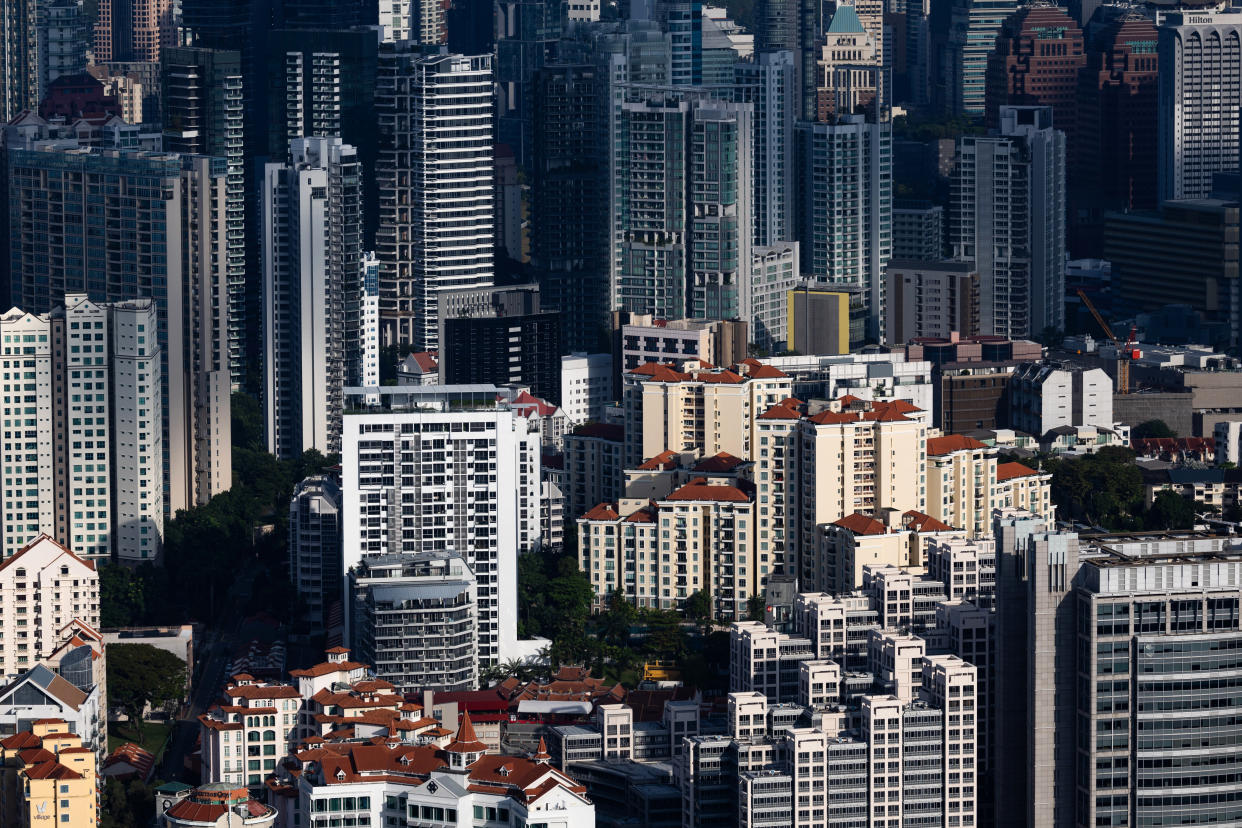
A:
[7, 146, 232, 515]
[905, 335, 1041, 432]
[267, 29, 380, 246]
[262, 137, 362, 458]
[886, 259, 979, 343]
[1075, 13, 1158, 215]
[611, 95, 752, 324]
[946, 0, 1017, 116]
[0, 296, 163, 562]
[952, 106, 1066, 339]
[93, 0, 174, 63]
[351, 550, 477, 693]
[289, 476, 343, 632]
[530, 62, 609, 353]
[891, 201, 944, 261]
[0, 720, 96, 828]
[984, 4, 1084, 137]
[795, 114, 892, 342]
[1158, 10, 1242, 201]
[162, 47, 247, 388]
[1008, 363, 1114, 434]
[495, 0, 565, 170]
[0, 536, 99, 677]
[342, 388, 543, 667]
[1104, 199, 1239, 336]
[561, 352, 613, 426]
[377, 50, 494, 349]
[437, 284, 562, 403]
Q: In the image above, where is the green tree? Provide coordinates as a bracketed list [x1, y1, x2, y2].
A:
[99, 564, 144, 628]
[746, 594, 766, 622]
[600, 589, 637, 648]
[643, 609, 687, 658]
[108, 644, 187, 741]
[1144, 490, 1197, 530]
[1132, 419, 1177, 440]
[1046, 447, 1145, 529]
[685, 590, 713, 623]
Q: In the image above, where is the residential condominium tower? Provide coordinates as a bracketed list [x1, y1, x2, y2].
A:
[0, 296, 163, 562]
[162, 47, 247, 388]
[262, 137, 362, 458]
[6, 146, 232, 515]
[952, 105, 1066, 339]
[376, 49, 495, 350]
[342, 388, 543, 668]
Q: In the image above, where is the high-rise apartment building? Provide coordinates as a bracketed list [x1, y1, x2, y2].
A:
[94, 0, 175, 63]
[376, 49, 495, 349]
[984, 4, 1084, 137]
[1158, 10, 1242, 201]
[0, 296, 163, 562]
[891, 201, 944, 261]
[262, 137, 362, 458]
[289, 475, 342, 632]
[946, 0, 1017, 116]
[611, 95, 753, 324]
[815, 4, 881, 122]
[795, 114, 892, 342]
[0, 536, 99, 677]
[437, 284, 562, 403]
[7, 147, 232, 515]
[734, 51, 796, 249]
[886, 259, 979, 343]
[1, 0, 37, 122]
[341, 388, 543, 667]
[267, 29, 379, 247]
[37, 0, 87, 94]
[351, 549, 478, 692]
[379, 0, 446, 44]
[162, 47, 247, 389]
[952, 105, 1066, 339]
[496, 0, 565, 170]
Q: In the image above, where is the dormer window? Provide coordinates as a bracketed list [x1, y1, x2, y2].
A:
[335, 769, 345, 781]
[497, 765, 510, 777]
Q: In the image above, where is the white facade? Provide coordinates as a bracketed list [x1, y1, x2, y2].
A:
[952, 106, 1065, 339]
[764, 351, 935, 414]
[560, 353, 613, 425]
[0, 296, 163, 562]
[263, 137, 361, 459]
[1215, 420, 1242, 466]
[0, 536, 99, 678]
[342, 392, 543, 666]
[377, 50, 494, 349]
[361, 253, 381, 392]
[1158, 10, 1242, 200]
[751, 243, 799, 352]
[1009, 364, 1113, 436]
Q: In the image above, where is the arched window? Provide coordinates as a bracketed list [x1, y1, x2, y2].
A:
[263, 730, 276, 741]
[248, 732, 260, 742]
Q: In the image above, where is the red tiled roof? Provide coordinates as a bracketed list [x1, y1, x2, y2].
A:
[510, 390, 559, 417]
[444, 712, 487, 754]
[0, 534, 96, 573]
[759, 404, 801, 420]
[290, 660, 369, 679]
[693, 451, 745, 472]
[997, 462, 1040, 482]
[581, 503, 620, 521]
[629, 363, 690, 382]
[696, 369, 743, 384]
[832, 512, 889, 535]
[665, 479, 750, 503]
[637, 450, 679, 471]
[103, 742, 155, 778]
[739, 359, 790, 379]
[167, 801, 227, 822]
[927, 435, 989, 455]
[902, 510, 955, 533]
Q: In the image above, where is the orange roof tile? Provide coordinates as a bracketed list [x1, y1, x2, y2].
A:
[997, 461, 1040, 481]
[637, 450, 679, 471]
[832, 512, 889, 535]
[759, 404, 801, 420]
[902, 510, 955, 533]
[665, 479, 750, 503]
[927, 435, 989, 455]
[580, 503, 620, 521]
[692, 451, 745, 472]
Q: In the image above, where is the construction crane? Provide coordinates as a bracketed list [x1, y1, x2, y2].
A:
[1077, 289, 1140, 394]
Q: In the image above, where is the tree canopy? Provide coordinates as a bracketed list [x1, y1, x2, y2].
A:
[108, 644, 187, 740]
[1132, 419, 1177, 440]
